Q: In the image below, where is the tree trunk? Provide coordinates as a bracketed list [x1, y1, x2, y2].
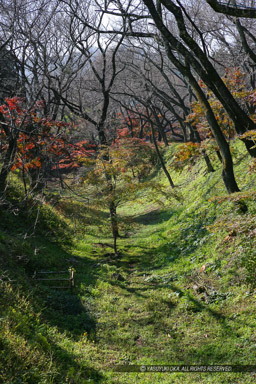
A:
[192, 124, 215, 173]
[109, 200, 119, 255]
[0, 135, 17, 193]
[151, 122, 175, 188]
[204, 106, 240, 193]
[202, 149, 215, 173]
[152, 109, 169, 146]
[216, 150, 223, 164]
[29, 168, 45, 194]
[192, 80, 240, 192]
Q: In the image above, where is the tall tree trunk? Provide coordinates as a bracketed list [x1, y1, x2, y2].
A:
[109, 199, 119, 255]
[151, 121, 175, 188]
[202, 149, 215, 173]
[191, 124, 215, 173]
[216, 149, 223, 164]
[152, 109, 169, 146]
[192, 78, 240, 194]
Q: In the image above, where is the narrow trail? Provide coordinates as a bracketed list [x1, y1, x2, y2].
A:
[66, 205, 256, 383]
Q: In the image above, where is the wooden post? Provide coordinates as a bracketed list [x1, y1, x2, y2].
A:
[69, 268, 75, 290]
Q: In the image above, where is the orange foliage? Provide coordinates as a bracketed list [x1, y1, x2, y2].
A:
[0, 97, 96, 174]
[173, 142, 201, 170]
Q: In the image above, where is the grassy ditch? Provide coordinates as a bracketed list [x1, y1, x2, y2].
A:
[1, 141, 256, 383]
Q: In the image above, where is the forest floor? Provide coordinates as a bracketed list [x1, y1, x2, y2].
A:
[1, 142, 256, 383]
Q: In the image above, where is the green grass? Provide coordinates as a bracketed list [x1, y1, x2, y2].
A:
[1, 141, 256, 383]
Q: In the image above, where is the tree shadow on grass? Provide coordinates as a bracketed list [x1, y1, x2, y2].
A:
[132, 209, 171, 226]
[58, 203, 110, 227]
[1, 332, 104, 383]
[22, 238, 100, 341]
[105, 245, 233, 337]
[112, 213, 212, 274]
[42, 289, 97, 338]
[94, 273, 241, 365]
